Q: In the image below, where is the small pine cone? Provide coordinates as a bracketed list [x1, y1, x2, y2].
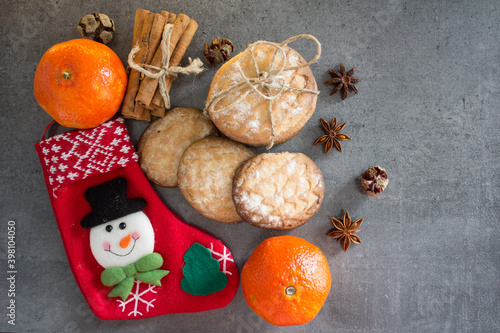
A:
[203, 37, 234, 66]
[361, 166, 389, 198]
[78, 13, 115, 44]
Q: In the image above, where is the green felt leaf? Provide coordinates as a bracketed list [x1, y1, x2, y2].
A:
[101, 267, 127, 286]
[181, 242, 228, 296]
[135, 252, 164, 271]
[137, 270, 169, 286]
[108, 276, 135, 301]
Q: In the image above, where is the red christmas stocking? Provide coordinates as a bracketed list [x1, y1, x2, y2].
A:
[35, 117, 239, 320]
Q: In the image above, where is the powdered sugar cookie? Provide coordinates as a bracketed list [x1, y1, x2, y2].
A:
[138, 107, 218, 187]
[178, 137, 255, 223]
[232, 152, 324, 230]
[205, 42, 318, 148]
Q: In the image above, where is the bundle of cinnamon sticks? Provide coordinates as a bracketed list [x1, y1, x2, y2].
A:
[122, 9, 198, 121]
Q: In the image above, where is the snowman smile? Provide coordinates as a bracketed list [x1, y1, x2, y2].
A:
[104, 235, 140, 257]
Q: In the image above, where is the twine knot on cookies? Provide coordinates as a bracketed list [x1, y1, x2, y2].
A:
[204, 34, 321, 149]
[128, 23, 204, 109]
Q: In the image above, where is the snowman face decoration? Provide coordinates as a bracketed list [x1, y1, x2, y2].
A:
[89, 211, 155, 268]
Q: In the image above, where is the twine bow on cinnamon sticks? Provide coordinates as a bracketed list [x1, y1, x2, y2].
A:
[121, 10, 202, 121]
[203, 34, 321, 149]
[128, 23, 204, 110]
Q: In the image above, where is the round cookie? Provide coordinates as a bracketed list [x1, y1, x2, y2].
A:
[205, 43, 318, 147]
[138, 107, 218, 187]
[232, 152, 324, 230]
[178, 137, 255, 223]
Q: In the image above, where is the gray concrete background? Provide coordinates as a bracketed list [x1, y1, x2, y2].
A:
[0, 0, 499, 332]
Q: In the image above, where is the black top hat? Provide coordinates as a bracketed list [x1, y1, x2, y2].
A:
[80, 177, 146, 229]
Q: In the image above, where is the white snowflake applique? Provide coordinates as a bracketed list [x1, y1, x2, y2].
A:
[117, 280, 158, 317]
[208, 243, 234, 275]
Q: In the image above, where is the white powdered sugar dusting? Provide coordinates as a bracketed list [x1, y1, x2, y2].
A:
[232, 100, 252, 118]
[267, 215, 280, 224]
[279, 100, 290, 110]
[290, 105, 304, 115]
[255, 49, 267, 61]
[286, 159, 299, 175]
[273, 195, 285, 207]
[246, 120, 261, 132]
[314, 174, 323, 188]
[239, 192, 265, 212]
[229, 72, 243, 85]
[287, 54, 300, 65]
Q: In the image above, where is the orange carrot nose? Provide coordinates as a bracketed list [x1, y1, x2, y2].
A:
[119, 234, 131, 249]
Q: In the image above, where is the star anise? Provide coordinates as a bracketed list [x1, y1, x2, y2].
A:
[327, 211, 363, 252]
[325, 63, 361, 99]
[314, 117, 351, 154]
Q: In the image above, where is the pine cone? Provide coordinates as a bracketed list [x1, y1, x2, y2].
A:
[203, 37, 234, 66]
[361, 166, 389, 198]
[78, 13, 115, 44]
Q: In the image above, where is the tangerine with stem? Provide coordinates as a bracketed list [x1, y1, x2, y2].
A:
[34, 38, 127, 129]
[241, 235, 332, 326]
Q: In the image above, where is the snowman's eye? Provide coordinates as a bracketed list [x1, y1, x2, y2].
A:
[119, 222, 126, 230]
[105, 225, 113, 232]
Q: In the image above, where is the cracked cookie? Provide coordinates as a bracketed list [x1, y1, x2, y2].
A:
[138, 107, 218, 187]
[232, 152, 324, 230]
[178, 137, 255, 223]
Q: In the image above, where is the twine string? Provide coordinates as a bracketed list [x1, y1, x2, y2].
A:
[203, 34, 321, 149]
[127, 23, 204, 109]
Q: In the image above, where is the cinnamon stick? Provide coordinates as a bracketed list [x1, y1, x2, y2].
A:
[140, 10, 175, 117]
[135, 14, 191, 109]
[150, 106, 167, 118]
[133, 103, 151, 122]
[133, 9, 150, 46]
[122, 13, 166, 120]
[144, 14, 167, 63]
[150, 90, 166, 110]
[161, 11, 177, 24]
[121, 9, 149, 117]
[150, 19, 199, 110]
[165, 19, 199, 92]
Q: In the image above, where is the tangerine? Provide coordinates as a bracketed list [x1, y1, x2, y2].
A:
[34, 38, 127, 129]
[241, 235, 331, 326]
